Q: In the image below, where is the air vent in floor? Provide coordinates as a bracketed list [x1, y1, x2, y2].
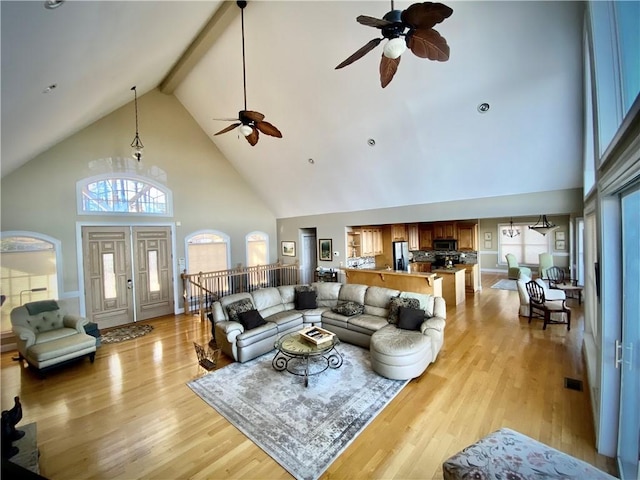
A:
[564, 377, 584, 391]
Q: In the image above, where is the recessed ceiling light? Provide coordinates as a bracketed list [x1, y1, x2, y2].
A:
[44, 0, 65, 9]
[367, 138, 376, 146]
[308, 158, 315, 164]
[477, 102, 490, 113]
[42, 84, 57, 94]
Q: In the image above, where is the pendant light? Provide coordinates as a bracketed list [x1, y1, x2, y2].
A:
[502, 218, 521, 238]
[130, 86, 144, 161]
[528, 215, 557, 236]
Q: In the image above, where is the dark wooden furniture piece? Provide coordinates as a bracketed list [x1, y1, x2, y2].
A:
[525, 281, 571, 330]
[546, 266, 583, 304]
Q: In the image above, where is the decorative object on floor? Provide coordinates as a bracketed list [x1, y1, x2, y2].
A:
[442, 427, 616, 480]
[100, 324, 153, 344]
[1, 396, 25, 459]
[213, 1, 282, 145]
[188, 343, 408, 480]
[335, 1, 453, 87]
[528, 214, 557, 236]
[84, 322, 102, 347]
[490, 279, 517, 291]
[193, 342, 220, 372]
[130, 86, 144, 161]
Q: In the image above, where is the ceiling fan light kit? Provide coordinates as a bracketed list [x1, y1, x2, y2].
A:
[336, 1, 453, 88]
[213, 1, 282, 146]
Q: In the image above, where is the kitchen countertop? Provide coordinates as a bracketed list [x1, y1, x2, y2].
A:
[341, 267, 436, 278]
[431, 267, 467, 274]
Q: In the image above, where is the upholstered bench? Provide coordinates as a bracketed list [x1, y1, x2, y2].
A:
[443, 428, 616, 480]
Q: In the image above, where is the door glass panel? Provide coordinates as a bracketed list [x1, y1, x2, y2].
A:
[148, 250, 160, 292]
[102, 253, 117, 299]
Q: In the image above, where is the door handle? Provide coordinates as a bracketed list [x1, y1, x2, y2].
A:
[127, 279, 133, 290]
[615, 339, 623, 369]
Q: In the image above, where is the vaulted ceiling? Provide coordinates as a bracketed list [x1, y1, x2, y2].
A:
[1, 1, 584, 219]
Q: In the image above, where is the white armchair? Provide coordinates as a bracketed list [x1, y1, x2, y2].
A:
[11, 300, 97, 372]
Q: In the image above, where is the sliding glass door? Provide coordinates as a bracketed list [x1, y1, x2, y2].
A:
[618, 185, 640, 479]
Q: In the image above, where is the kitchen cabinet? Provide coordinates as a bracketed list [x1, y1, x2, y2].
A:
[409, 262, 431, 273]
[419, 225, 433, 250]
[391, 224, 407, 241]
[458, 263, 479, 292]
[359, 227, 383, 257]
[457, 223, 478, 251]
[434, 222, 456, 239]
[407, 224, 420, 251]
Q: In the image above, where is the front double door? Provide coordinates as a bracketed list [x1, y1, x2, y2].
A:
[82, 226, 174, 328]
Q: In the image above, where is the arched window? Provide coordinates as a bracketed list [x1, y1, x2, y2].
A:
[0, 233, 60, 333]
[185, 231, 230, 274]
[77, 174, 173, 216]
[246, 231, 269, 267]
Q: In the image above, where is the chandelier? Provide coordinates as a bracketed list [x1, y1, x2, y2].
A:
[502, 218, 520, 238]
[528, 215, 557, 236]
[130, 86, 144, 161]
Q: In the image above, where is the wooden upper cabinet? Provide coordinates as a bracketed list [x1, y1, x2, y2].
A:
[372, 227, 383, 256]
[407, 224, 420, 251]
[434, 222, 456, 239]
[391, 224, 407, 241]
[457, 223, 478, 251]
[360, 227, 383, 256]
[419, 225, 433, 250]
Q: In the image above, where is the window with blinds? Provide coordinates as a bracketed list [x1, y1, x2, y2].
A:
[499, 223, 550, 266]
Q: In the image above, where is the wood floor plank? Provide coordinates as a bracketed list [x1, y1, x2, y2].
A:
[1, 273, 618, 479]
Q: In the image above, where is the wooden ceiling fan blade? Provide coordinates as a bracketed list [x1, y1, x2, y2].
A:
[335, 38, 383, 69]
[401, 2, 453, 30]
[214, 123, 241, 135]
[241, 110, 265, 122]
[407, 28, 450, 60]
[380, 54, 401, 88]
[245, 127, 259, 146]
[255, 121, 282, 138]
[357, 15, 393, 28]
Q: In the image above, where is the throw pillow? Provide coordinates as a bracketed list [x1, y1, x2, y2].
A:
[226, 298, 254, 323]
[387, 296, 420, 324]
[295, 290, 317, 310]
[294, 285, 314, 293]
[397, 306, 425, 331]
[237, 309, 266, 330]
[332, 301, 365, 317]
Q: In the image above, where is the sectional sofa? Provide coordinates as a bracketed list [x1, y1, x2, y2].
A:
[210, 282, 446, 380]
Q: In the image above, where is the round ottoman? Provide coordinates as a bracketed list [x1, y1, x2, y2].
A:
[370, 324, 433, 380]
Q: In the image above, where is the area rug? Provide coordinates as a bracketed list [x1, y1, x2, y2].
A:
[491, 279, 518, 291]
[187, 343, 408, 480]
[100, 323, 153, 344]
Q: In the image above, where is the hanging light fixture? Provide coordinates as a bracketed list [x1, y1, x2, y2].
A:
[130, 86, 144, 161]
[502, 218, 521, 238]
[529, 215, 557, 236]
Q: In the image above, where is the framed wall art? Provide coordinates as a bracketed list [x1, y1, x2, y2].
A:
[281, 241, 296, 257]
[555, 240, 566, 250]
[319, 239, 332, 261]
[555, 231, 565, 241]
[484, 232, 492, 241]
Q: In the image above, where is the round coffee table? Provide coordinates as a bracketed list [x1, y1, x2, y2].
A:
[272, 332, 342, 387]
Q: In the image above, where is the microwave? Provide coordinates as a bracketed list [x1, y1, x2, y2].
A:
[433, 239, 457, 251]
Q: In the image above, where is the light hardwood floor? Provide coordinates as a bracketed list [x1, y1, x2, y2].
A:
[1, 273, 617, 479]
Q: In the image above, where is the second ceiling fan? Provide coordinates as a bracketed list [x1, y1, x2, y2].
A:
[214, 1, 282, 146]
[336, 1, 453, 88]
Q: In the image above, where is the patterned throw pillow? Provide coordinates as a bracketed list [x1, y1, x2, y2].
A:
[387, 296, 420, 324]
[226, 298, 255, 323]
[332, 301, 365, 317]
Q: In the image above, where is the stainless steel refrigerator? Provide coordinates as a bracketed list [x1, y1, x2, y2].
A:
[393, 241, 409, 271]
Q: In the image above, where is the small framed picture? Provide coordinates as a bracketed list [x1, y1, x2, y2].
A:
[484, 240, 492, 249]
[281, 241, 296, 257]
[555, 240, 566, 251]
[319, 239, 332, 261]
[484, 232, 492, 241]
[555, 231, 565, 241]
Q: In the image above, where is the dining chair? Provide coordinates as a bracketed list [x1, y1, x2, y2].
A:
[525, 280, 571, 330]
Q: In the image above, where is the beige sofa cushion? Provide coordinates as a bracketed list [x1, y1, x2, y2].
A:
[364, 286, 400, 317]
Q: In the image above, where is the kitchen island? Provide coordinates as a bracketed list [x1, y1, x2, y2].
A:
[342, 268, 443, 298]
[431, 267, 466, 307]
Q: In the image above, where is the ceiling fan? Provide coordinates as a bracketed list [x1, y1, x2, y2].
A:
[335, 1, 453, 88]
[214, 1, 282, 146]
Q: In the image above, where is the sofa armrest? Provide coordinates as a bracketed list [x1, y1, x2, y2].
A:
[421, 316, 446, 335]
[63, 314, 88, 333]
[215, 320, 244, 340]
[12, 325, 36, 348]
